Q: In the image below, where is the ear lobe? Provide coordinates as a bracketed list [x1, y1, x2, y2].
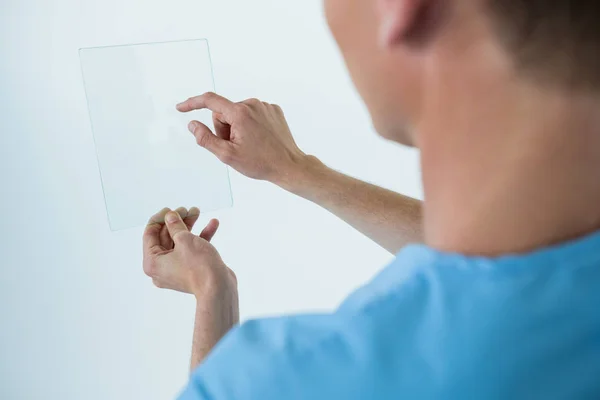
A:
[377, 0, 424, 48]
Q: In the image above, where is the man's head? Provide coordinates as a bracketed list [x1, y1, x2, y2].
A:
[325, 0, 600, 146]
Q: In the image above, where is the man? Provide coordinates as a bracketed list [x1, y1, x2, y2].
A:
[143, 0, 600, 398]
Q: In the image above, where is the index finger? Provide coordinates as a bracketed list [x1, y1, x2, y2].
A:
[176, 92, 236, 117]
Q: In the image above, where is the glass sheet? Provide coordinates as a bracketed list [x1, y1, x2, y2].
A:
[80, 39, 232, 231]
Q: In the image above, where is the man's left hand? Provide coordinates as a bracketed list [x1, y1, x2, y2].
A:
[142, 207, 237, 299]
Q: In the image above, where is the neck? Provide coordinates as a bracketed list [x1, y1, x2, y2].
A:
[419, 79, 600, 256]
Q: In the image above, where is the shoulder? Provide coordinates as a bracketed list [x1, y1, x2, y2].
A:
[181, 312, 388, 400]
[179, 246, 455, 400]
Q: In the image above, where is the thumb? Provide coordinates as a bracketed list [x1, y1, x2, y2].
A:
[189, 120, 232, 160]
[165, 211, 189, 242]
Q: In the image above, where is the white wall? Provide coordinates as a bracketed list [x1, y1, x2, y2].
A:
[0, 1, 422, 398]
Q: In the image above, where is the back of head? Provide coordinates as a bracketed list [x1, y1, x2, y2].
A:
[325, 0, 600, 144]
[487, 0, 600, 92]
[325, 0, 600, 254]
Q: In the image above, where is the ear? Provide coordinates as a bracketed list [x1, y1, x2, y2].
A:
[377, 0, 428, 48]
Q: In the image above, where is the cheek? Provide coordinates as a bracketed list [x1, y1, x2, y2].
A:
[324, 0, 421, 145]
[324, 0, 352, 47]
[370, 57, 423, 144]
[325, 0, 371, 52]
[324, 0, 379, 99]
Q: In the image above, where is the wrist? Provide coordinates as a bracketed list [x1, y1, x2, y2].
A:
[191, 267, 238, 300]
[274, 154, 326, 195]
[193, 274, 239, 322]
[191, 277, 240, 367]
[194, 283, 238, 314]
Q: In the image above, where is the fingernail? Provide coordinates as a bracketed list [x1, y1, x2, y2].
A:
[188, 121, 197, 133]
[166, 212, 179, 224]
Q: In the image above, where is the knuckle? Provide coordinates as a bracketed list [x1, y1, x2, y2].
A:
[196, 131, 209, 148]
[219, 149, 235, 164]
[227, 268, 238, 285]
[203, 91, 217, 100]
[172, 231, 187, 242]
[173, 231, 193, 245]
[236, 104, 252, 120]
[143, 259, 156, 277]
[152, 279, 163, 289]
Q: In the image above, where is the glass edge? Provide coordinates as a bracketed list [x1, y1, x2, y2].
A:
[79, 37, 232, 232]
[78, 49, 115, 232]
[79, 38, 209, 52]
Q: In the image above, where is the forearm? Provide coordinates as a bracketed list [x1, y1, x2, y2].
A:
[277, 156, 423, 254]
[190, 286, 240, 372]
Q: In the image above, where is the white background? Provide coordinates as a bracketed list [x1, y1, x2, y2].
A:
[0, 1, 422, 399]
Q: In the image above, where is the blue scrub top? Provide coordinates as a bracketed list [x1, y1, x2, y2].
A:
[179, 232, 600, 399]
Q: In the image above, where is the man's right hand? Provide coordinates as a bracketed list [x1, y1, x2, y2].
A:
[177, 92, 423, 253]
[177, 92, 309, 186]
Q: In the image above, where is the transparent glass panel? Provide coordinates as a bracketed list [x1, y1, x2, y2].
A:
[80, 39, 232, 231]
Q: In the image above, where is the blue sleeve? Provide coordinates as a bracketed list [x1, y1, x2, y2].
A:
[176, 313, 358, 400]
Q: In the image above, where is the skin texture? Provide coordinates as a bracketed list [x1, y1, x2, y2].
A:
[143, 0, 600, 371]
[279, 156, 423, 255]
[178, 93, 424, 254]
[324, 0, 600, 254]
[143, 93, 424, 370]
[143, 208, 239, 369]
